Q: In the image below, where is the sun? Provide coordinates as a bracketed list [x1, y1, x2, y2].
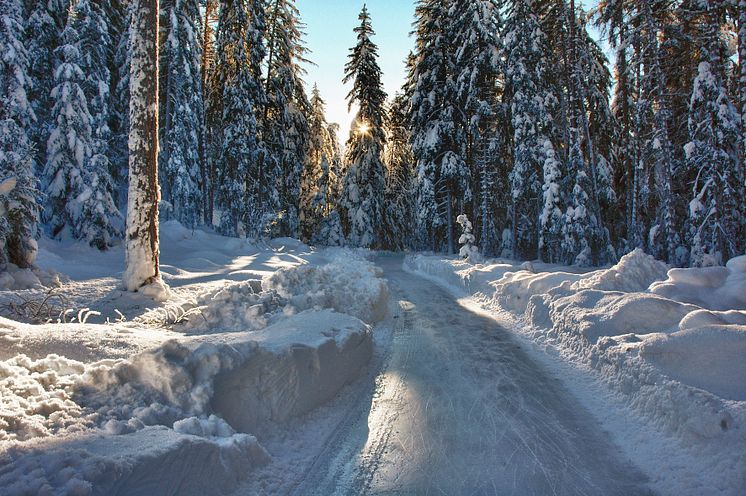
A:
[357, 121, 371, 135]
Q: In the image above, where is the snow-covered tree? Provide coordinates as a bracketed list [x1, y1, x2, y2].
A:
[110, 0, 134, 208]
[539, 139, 563, 263]
[300, 85, 338, 243]
[562, 133, 595, 266]
[43, 19, 122, 249]
[338, 5, 387, 248]
[23, 0, 67, 155]
[504, 0, 557, 259]
[160, 0, 204, 227]
[207, 0, 267, 237]
[452, 0, 501, 252]
[457, 213, 480, 263]
[124, 0, 169, 298]
[685, 56, 742, 266]
[409, 0, 470, 253]
[382, 92, 414, 251]
[0, 0, 39, 268]
[262, 0, 310, 238]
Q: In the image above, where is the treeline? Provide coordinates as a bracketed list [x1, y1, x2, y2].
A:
[402, 0, 746, 267]
[1, 0, 745, 270]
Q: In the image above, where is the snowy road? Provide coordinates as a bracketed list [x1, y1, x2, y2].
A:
[252, 255, 654, 495]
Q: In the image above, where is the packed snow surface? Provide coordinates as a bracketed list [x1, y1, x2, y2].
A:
[407, 250, 746, 495]
[0, 222, 386, 494]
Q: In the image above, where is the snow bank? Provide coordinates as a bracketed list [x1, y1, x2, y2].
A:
[0, 228, 386, 494]
[0, 264, 62, 291]
[265, 249, 389, 324]
[0, 310, 372, 494]
[407, 250, 746, 495]
[0, 425, 269, 496]
[650, 255, 746, 310]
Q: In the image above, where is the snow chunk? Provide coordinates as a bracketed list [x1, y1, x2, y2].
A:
[572, 248, 669, 293]
[650, 255, 746, 310]
[641, 325, 746, 401]
[264, 250, 388, 324]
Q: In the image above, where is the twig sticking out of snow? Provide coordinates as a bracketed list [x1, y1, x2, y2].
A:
[1, 288, 70, 324]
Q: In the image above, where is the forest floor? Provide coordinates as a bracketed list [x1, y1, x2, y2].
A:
[0, 224, 744, 495]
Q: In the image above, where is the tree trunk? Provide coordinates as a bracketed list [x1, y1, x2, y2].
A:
[124, 0, 165, 295]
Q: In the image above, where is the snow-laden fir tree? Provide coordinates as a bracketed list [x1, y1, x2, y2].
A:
[160, 0, 204, 227]
[207, 0, 267, 237]
[338, 5, 387, 248]
[43, 17, 122, 249]
[0, 0, 39, 269]
[503, 0, 558, 259]
[451, 0, 501, 252]
[685, 27, 742, 266]
[299, 85, 338, 243]
[262, 0, 310, 238]
[124, 0, 169, 298]
[110, 0, 134, 209]
[562, 132, 596, 266]
[539, 139, 563, 263]
[23, 0, 67, 157]
[409, 0, 470, 253]
[457, 214, 480, 263]
[382, 92, 414, 251]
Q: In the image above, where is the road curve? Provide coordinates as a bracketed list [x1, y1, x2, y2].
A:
[290, 254, 654, 496]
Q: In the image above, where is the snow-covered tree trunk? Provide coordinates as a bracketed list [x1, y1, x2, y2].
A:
[124, 0, 168, 299]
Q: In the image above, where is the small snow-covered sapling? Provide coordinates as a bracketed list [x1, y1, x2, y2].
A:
[457, 214, 481, 263]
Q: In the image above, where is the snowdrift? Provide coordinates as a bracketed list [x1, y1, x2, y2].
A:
[406, 250, 746, 495]
[0, 225, 387, 495]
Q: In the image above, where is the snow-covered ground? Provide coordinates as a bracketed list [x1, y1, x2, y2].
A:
[0, 222, 388, 495]
[406, 250, 746, 495]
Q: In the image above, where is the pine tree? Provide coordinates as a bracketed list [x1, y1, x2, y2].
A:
[299, 85, 339, 244]
[409, 0, 469, 253]
[504, 0, 557, 259]
[207, 0, 267, 237]
[685, 5, 742, 266]
[124, 0, 169, 297]
[160, 0, 204, 227]
[0, 0, 39, 269]
[262, 0, 310, 238]
[338, 5, 387, 248]
[110, 0, 134, 209]
[23, 0, 67, 158]
[539, 139, 563, 262]
[382, 92, 414, 250]
[452, 0, 501, 254]
[43, 18, 122, 249]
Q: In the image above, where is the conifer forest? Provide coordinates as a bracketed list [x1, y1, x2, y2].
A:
[2, 0, 746, 272]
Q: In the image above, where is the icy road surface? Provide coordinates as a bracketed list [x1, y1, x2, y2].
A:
[246, 255, 654, 495]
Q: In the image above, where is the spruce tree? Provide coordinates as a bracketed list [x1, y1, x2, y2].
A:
[685, 13, 742, 266]
[409, 0, 469, 253]
[208, 0, 267, 237]
[382, 92, 414, 251]
[262, 0, 310, 238]
[43, 18, 121, 249]
[452, 0, 501, 254]
[0, 0, 39, 269]
[300, 85, 338, 243]
[338, 5, 387, 248]
[160, 0, 204, 227]
[23, 0, 67, 159]
[504, 0, 558, 259]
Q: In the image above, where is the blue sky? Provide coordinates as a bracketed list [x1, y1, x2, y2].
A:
[299, 0, 416, 141]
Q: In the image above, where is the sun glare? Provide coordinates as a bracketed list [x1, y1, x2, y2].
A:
[357, 121, 371, 135]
